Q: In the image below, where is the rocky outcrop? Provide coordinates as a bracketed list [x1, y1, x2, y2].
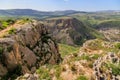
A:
[44, 17, 102, 45]
[0, 21, 62, 79]
[93, 52, 120, 80]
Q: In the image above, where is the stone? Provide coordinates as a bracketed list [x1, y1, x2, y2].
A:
[0, 21, 62, 78]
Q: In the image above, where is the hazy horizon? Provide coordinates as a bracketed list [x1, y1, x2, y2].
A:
[0, 0, 120, 11]
[0, 8, 120, 12]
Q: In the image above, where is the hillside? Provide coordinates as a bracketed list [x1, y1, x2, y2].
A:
[0, 9, 82, 19]
[44, 17, 103, 45]
[16, 39, 120, 80]
[0, 9, 120, 20]
[0, 9, 120, 80]
[69, 11, 120, 27]
[96, 20, 120, 42]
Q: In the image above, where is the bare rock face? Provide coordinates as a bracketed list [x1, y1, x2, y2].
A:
[0, 22, 62, 79]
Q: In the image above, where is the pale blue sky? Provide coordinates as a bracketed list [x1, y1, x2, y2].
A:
[0, 0, 120, 11]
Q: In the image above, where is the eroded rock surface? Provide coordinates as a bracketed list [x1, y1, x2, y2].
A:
[93, 52, 120, 80]
[0, 21, 62, 79]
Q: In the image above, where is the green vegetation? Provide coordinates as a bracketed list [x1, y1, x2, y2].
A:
[115, 43, 120, 49]
[79, 54, 90, 61]
[86, 39, 103, 50]
[17, 18, 32, 24]
[36, 64, 63, 80]
[7, 46, 13, 52]
[69, 29, 85, 45]
[0, 19, 15, 30]
[0, 46, 4, 54]
[8, 27, 16, 34]
[96, 20, 120, 29]
[105, 63, 120, 75]
[76, 75, 88, 80]
[0, 21, 9, 30]
[70, 13, 120, 28]
[36, 67, 51, 80]
[91, 54, 101, 59]
[59, 44, 79, 58]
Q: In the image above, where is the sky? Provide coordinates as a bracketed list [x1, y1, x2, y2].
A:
[0, 0, 120, 11]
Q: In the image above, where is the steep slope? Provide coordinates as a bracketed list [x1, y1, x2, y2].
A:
[96, 20, 120, 41]
[44, 17, 103, 45]
[0, 20, 62, 79]
[16, 39, 120, 80]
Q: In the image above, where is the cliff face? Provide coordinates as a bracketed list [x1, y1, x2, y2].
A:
[0, 21, 62, 78]
[44, 17, 102, 45]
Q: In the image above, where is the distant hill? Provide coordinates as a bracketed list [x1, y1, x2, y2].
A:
[0, 9, 120, 19]
[0, 9, 83, 19]
[95, 20, 120, 41]
[44, 17, 103, 45]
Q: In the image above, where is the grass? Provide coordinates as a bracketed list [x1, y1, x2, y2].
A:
[17, 18, 32, 24]
[76, 75, 88, 80]
[0, 19, 15, 30]
[36, 66, 51, 80]
[8, 27, 16, 34]
[0, 21, 9, 30]
[36, 64, 63, 80]
[59, 44, 80, 58]
[105, 62, 120, 75]
[115, 43, 120, 49]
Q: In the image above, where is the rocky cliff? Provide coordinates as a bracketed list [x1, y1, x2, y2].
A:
[0, 21, 62, 79]
[44, 17, 103, 45]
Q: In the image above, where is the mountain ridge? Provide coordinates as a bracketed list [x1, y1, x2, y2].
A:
[0, 9, 120, 19]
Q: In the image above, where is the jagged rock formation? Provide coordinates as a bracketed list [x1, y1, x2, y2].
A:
[0, 21, 62, 79]
[44, 17, 103, 45]
[93, 52, 120, 80]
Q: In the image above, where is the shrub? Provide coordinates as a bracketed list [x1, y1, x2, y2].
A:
[91, 54, 100, 59]
[59, 44, 79, 58]
[18, 18, 32, 24]
[36, 67, 51, 80]
[105, 63, 120, 75]
[109, 63, 120, 75]
[76, 75, 88, 80]
[8, 27, 16, 34]
[0, 46, 4, 54]
[6, 19, 15, 25]
[7, 46, 13, 52]
[115, 43, 120, 49]
[80, 55, 91, 61]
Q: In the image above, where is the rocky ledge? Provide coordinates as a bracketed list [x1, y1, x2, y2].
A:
[0, 21, 62, 79]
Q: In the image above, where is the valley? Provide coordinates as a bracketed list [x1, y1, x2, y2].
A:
[0, 9, 120, 80]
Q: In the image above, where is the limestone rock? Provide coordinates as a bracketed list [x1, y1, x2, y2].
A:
[0, 21, 62, 79]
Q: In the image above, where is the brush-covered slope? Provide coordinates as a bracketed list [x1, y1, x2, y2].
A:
[96, 20, 120, 41]
[44, 17, 103, 45]
[0, 20, 62, 79]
